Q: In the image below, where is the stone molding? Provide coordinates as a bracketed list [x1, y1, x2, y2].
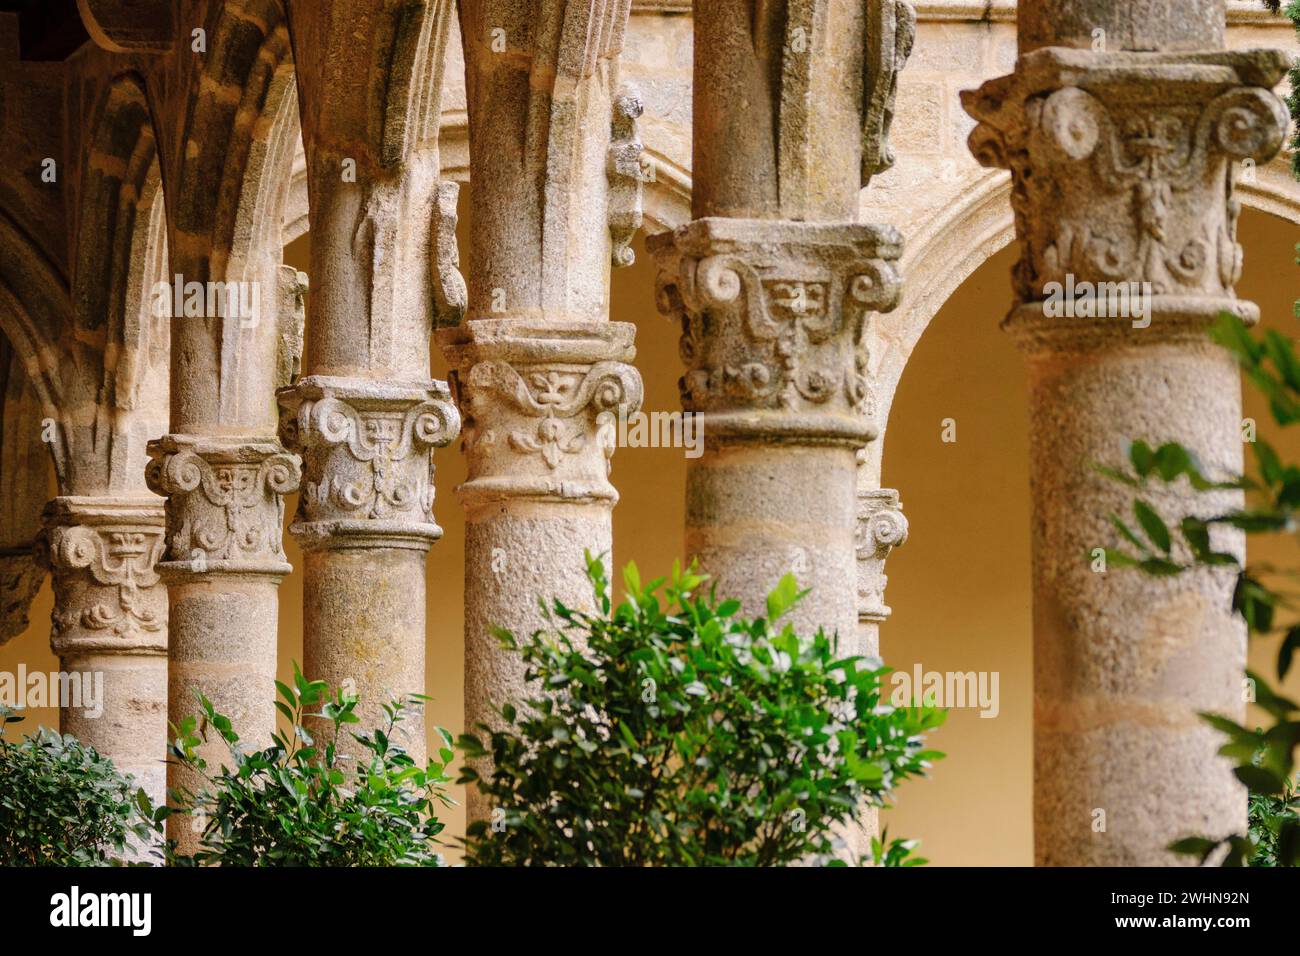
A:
[649, 217, 902, 446]
[277, 376, 461, 551]
[857, 488, 909, 624]
[964, 48, 1290, 339]
[35, 496, 167, 657]
[77, 0, 177, 53]
[438, 320, 643, 509]
[145, 435, 300, 577]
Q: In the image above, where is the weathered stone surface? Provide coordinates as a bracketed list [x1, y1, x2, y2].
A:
[440, 322, 642, 509]
[281, 0, 465, 763]
[964, 5, 1285, 864]
[857, 487, 909, 629]
[279, 377, 460, 550]
[77, 0, 177, 53]
[146, 434, 299, 850]
[965, 48, 1290, 309]
[1019, 0, 1227, 55]
[444, 0, 641, 823]
[2, 0, 1298, 870]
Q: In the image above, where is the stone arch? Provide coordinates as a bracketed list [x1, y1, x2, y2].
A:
[166, 0, 297, 277]
[160, 0, 301, 430]
[0, 336, 53, 644]
[0, 212, 71, 484]
[71, 72, 170, 494]
[866, 157, 1300, 481]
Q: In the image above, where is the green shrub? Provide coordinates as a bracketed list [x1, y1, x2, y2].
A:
[1247, 770, 1299, 867]
[459, 554, 945, 866]
[0, 704, 153, 866]
[159, 665, 455, 866]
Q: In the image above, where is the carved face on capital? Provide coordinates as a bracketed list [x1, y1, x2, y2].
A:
[214, 466, 254, 497]
[364, 415, 400, 451]
[106, 531, 149, 558]
[767, 281, 827, 321]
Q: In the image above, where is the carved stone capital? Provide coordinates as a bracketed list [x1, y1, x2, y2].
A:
[857, 488, 908, 624]
[34, 497, 167, 657]
[963, 48, 1290, 341]
[276, 376, 460, 551]
[648, 218, 902, 446]
[145, 436, 300, 578]
[437, 321, 643, 508]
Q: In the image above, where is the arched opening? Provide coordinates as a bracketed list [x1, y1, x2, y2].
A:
[877, 205, 1300, 865]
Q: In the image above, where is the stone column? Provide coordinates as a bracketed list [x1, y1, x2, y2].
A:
[648, 0, 914, 859]
[35, 497, 168, 804]
[649, 0, 914, 647]
[146, 436, 298, 803]
[278, 377, 458, 758]
[139, 0, 305, 854]
[963, 0, 1290, 865]
[438, 0, 644, 822]
[280, 0, 463, 758]
[439, 321, 641, 801]
[651, 221, 901, 644]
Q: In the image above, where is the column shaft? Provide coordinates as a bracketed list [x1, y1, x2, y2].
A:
[146, 435, 300, 850]
[444, 0, 644, 823]
[281, 0, 465, 758]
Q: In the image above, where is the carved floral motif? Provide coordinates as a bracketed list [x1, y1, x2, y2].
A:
[279, 379, 459, 540]
[458, 360, 642, 474]
[33, 499, 168, 652]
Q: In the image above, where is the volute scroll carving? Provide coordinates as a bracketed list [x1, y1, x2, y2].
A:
[35, 498, 168, 656]
[608, 83, 648, 269]
[856, 488, 908, 624]
[438, 321, 643, 507]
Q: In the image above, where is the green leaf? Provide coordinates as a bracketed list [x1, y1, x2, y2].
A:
[1129, 440, 1156, 478]
[1280, 627, 1300, 681]
[766, 573, 803, 621]
[1133, 500, 1171, 554]
[1236, 765, 1286, 795]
